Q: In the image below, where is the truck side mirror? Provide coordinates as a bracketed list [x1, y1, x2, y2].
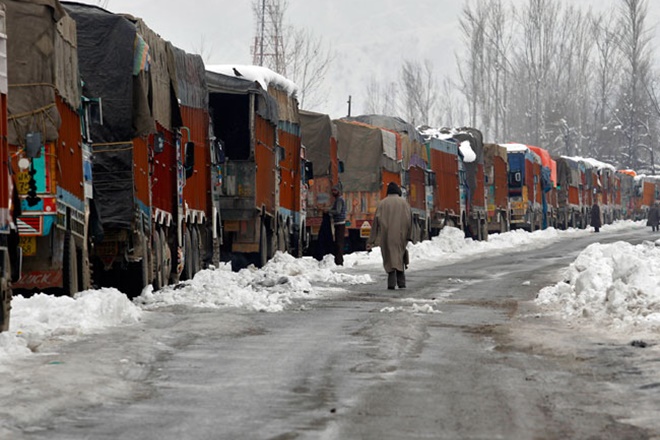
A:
[276, 145, 286, 162]
[304, 160, 314, 182]
[26, 132, 42, 158]
[214, 139, 225, 164]
[184, 141, 195, 179]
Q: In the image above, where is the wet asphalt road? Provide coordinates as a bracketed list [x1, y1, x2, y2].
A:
[9, 227, 660, 440]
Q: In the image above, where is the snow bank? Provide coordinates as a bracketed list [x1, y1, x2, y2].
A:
[0, 288, 142, 359]
[536, 239, 660, 329]
[136, 252, 372, 312]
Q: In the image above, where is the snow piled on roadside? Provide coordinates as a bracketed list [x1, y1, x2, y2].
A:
[536, 239, 660, 329]
[137, 252, 372, 312]
[3, 288, 142, 357]
[0, 220, 648, 360]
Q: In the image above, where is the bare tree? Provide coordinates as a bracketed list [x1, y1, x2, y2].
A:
[192, 35, 214, 64]
[458, 0, 489, 129]
[485, 0, 514, 142]
[398, 59, 437, 125]
[284, 27, 334, 109]
[591, 11, 622, 161]
[437, 78, 466, 128]
[616, 0, 654, 169]
[517, 0, 560, 147]
[364, 76, 398, 116]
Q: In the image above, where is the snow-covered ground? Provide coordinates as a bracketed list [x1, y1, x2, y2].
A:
[1, 220, 657, 361]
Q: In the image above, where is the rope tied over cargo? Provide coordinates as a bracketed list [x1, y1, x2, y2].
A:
[91, 142, 134, 154]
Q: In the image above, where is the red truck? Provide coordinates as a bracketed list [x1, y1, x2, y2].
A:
[65, 4, 216, 295]
[206, 66, 308, 269]
[420, 131, 461, 234]
[9, 0, 93, 296]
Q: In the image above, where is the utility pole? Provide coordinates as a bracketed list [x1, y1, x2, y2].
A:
[347, 95, 352, 117]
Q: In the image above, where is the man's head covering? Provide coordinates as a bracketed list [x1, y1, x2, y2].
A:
[386, 182, 401, 196]
[331, 184, 341, 195]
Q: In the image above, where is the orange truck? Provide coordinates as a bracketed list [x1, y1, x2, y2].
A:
[483, 143, 510, 233]
[8, 0, 94, 295]
[206, 66, 309, 269]
[333, 118, 402, 252]
[65, 3, 216, 295]
[343, 115, 429, 242]
[420, 132, 462, 234]
[527, 145, 556, 229]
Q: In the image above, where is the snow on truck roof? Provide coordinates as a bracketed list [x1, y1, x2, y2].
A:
[206, 64, 299, 99]
[562, 155, 616, 171]
[418, 126, 477, 163]
[501, 143, 529, 152]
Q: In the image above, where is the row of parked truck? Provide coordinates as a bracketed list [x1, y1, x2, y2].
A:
[1, 0, 659, 333]
[303, 115, 660, 254]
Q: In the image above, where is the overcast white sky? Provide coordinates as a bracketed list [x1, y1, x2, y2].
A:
[72, 0, 660, 119]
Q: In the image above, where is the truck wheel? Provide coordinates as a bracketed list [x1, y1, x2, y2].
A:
[259, 220, 268, 268]
[182, 228, 193, 281]
[63, 232, 79, 296]
[139, 232, 150, 292]
[152, 230, 163, 291]
[160, 229, 171, 286]
[0, 250, 10, 332]
[191, 226, 201, 275]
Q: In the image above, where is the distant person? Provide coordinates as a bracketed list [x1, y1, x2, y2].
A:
[329, 185, 346, 265]
[367, 182, 412, 290]
[314, 212, 334, 261]
[647, 202, 659, 232]
[591, 202, 601, 233]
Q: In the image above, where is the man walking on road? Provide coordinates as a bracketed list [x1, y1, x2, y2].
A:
[368, 182, 412, 290]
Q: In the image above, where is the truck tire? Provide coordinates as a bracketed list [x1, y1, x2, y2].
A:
[160, 229, 171, 286]
[191, 226, 201, 276]
[259, 220, 268, 268]
[63, 231, 79, 296]
[152, 230, 163, 291]
[181, 228, 193, 281]
[139, 231, 150, 293]
[0, 250, 10, 332]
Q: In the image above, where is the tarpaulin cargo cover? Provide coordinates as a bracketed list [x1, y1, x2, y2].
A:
[64, 2, 146, 229]
[334, 119, 400, 193]
[6, 0, 80, 145]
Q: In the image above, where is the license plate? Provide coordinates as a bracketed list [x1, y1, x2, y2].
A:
[19, 236, 36, 256]
[17, 172, 30, 195]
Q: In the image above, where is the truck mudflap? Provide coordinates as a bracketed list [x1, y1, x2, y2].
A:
[0, 248, 10, 332]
